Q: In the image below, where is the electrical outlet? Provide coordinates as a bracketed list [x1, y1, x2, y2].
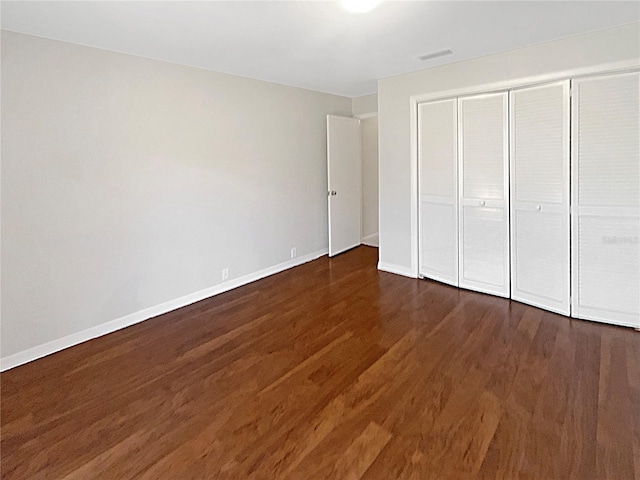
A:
[222, 268, 229, 281]
[290, 247, 297, 259]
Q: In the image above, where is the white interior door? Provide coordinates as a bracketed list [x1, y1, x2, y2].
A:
[458, 92, 510, 298]
[572, 72, 640, 328]
[510, 81, 570, 315]
[418, 98, 458, 286]
[327, 115, 362, 257]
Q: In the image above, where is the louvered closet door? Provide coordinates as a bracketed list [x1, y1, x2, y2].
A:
[510, 82, 570, 315]
[572, 72, 640, 328]
[458, 92, 510, 297]
[418, 99, 458, 286]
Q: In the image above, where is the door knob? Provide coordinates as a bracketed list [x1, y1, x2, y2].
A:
[328, 190, 337, 196]
[536, 205, 542, 211]
[479, 200, 486, 206]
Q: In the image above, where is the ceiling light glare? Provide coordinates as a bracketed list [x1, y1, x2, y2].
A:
[341, 0, 383, 13]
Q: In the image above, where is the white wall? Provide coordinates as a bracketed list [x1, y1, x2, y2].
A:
[361, 116, 379, 247]
[378, 22, 640, 275]
[1, 31, 351, 366]
[352, 93, 378, 117]
[351, 93, 379, 247]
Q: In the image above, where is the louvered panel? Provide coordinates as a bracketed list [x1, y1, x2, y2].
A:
[514, 210, 566, 304]
[419, 100, 457, 198]
[572, 72, 640, 328]
[577, 215, 639, 316]
[510, 82, 570, 315]
[418, 98, 458, 286]
[460, 94, 506, 200]
[576, 73, 640, 207]
[459, 92, 509, 297]
[421, 201, 456, 282]
[512, 84, 565, 204]
[462, 206, 506, 288]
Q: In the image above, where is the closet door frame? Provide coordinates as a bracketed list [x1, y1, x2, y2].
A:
[417, 97, 459, 287]
[457, 91, 511, 298]
[509, 80, 571, 316]
[570, 71, 640, 328]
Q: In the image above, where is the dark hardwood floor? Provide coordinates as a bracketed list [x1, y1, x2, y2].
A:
[1, 246, 639, 479]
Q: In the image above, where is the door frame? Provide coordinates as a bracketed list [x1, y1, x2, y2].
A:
[354, 112, 379, 248]
[327, 114, 362, 257]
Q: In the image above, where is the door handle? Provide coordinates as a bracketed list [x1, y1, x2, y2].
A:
[479, 200, 486, 206]
[328, 190, 337, 196]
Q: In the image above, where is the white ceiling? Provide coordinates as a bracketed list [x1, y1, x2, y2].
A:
[2, 1, 638, 97]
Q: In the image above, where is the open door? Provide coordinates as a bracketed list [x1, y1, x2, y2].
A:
[327, 115, 361, 257]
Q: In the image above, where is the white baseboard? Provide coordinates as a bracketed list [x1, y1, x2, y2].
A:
[377, 261, 417, 278]
[0, 248, 328, 372]
[361, 233, 379, 247]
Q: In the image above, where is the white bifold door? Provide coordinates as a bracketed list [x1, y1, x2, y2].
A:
[510, 82, 570, 315]
[572, 72, 640, 328]
[458, 92, 510, 297]
[418, 99, 458, 286]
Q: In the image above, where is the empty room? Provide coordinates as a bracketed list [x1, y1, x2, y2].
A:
[1, 1, 639, 478]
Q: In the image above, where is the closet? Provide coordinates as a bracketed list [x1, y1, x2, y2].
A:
[417, 71, 639, 328]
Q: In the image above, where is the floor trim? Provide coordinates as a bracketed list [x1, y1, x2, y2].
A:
[361, 233, 379, 247]
[1, 248, 328, 371]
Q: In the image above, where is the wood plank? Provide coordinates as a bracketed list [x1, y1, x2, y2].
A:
[1, 246, 638, 480]
[596, 331, 637, 479]
[328, 422, 392, 480]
